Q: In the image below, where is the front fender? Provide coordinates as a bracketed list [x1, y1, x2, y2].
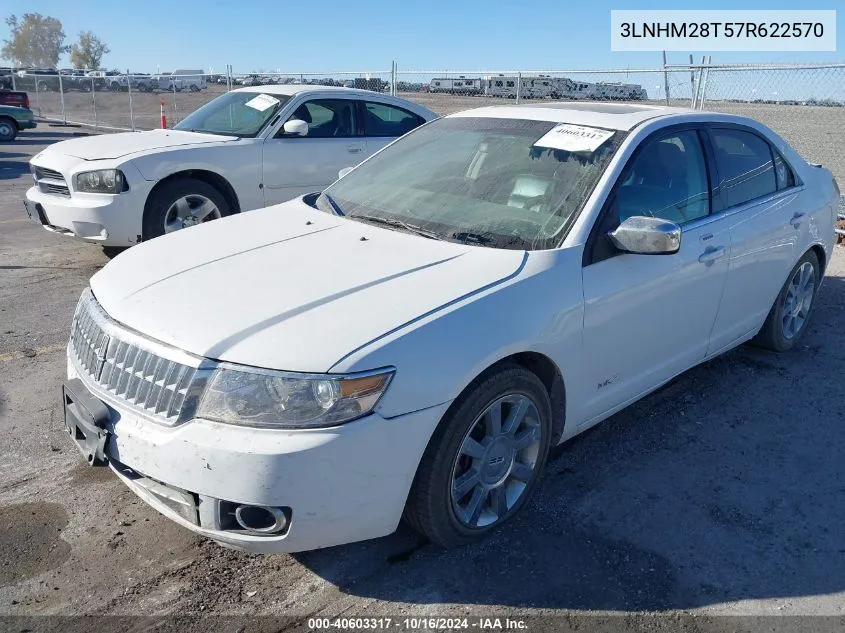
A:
[332, 248, 585, 423]
[131, 144, 264, 212]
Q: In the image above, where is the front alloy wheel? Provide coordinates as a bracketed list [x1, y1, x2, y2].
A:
[142, 177, 230, 241]
[163, 194, 222, 233]
[405, 364, 552, 548]
[451, 395, 542, 528]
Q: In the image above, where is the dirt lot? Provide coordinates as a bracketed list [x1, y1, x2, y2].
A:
[1, 130, 845, 631]
[26, 84, 845, 187]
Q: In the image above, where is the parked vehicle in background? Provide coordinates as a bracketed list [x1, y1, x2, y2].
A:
[429, 76, 483, 95]
[108, 73, 158, 92]
[25, 85, 436, 247]
[0, 67, 16, 90]
[18, 68, 60, 92]
[0, 104, 36, 141]
[486, 75, 648, 100]
[58, 103, 837, 552]
[158, 70, 206, 92]
[354, 77, 387, 92]
[0, 90, 30, 109]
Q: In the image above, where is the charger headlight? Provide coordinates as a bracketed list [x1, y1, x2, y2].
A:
[74, 169, 126, 194]
[195, 366, 395, 428]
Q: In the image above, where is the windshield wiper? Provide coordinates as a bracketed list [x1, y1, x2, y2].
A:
[452, 231, 493, 245]
[352, 214, 440, 240]
[184, 128, 220, 135]
[317, 192, 345, 216]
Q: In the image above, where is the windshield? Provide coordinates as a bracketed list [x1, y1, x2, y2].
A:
[320, 117, 623, 250]
[174, 91, 290, 138]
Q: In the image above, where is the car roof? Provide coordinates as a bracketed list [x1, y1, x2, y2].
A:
[233, 84, 381, 98]
[448, 102, 696, 131]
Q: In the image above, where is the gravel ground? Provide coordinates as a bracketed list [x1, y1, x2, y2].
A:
[27, 84, 845, 186]
[1, 130, 845, 631]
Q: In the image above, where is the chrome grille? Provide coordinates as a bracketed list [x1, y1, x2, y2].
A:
[35, 166, 64, 180]
[69, 289, 205, 424]
[34, 166, 70, 197]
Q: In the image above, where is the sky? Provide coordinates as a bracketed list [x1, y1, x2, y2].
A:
[0, 0, 841, 73]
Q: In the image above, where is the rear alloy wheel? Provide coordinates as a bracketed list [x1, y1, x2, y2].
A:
[142, 178, 230, 241]
[0, 117, 18, 142]
[752, 250, 820, 352]
[405, 364, 552, 548]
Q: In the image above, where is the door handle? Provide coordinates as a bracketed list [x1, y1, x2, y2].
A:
[347, 145, 363, 154]
[698, 245, 725, 264]
[789, 212, 805, 228]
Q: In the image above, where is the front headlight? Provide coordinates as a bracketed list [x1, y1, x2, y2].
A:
[74, 169, 126, 194]
[195, 366, 395, 428]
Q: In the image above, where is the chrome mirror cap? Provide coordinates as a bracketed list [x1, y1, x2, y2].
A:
[609, 215, 681, 255]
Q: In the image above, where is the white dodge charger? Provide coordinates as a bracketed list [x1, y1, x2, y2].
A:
[24, 85, 436, 248]
[62, 102, 838, 552]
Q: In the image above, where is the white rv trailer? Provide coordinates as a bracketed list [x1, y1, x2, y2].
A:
[584, 82, 648, 101]
[428, 76, 483, 94]
[485, 75, 647, 101]
[487, 75, 556, 99]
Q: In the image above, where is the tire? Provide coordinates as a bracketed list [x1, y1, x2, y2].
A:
[81, 82, 92, 93]
[0, 117, 18, 142]
[142, 178, 230, 241]
[751, 250, 821, 352]
[404, 364, 552, 548]
[102, 246, 128, 259]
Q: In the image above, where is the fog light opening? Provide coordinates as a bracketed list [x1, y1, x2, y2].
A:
[234, 505, 288, 534]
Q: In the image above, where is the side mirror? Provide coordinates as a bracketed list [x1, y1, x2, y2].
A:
[283, 119, 308, 137]
[338, 166, 354, 179]
[608, 215, 681, 255]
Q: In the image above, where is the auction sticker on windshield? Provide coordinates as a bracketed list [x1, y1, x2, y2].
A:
[534, 124, 615, 153]
[244, 93, 280, 111]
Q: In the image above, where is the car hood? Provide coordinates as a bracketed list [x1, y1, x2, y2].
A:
[90, 199, 526, 372]
[42, 129, 238, 161]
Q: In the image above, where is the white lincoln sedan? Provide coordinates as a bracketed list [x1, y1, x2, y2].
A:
[25, 85, 436, 248]
[62, 102, 838, 552]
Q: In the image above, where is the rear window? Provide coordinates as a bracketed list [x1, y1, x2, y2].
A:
[0, 92, 28, 108]
[710, 128, 777, 208]
[362, 102, 424, 137]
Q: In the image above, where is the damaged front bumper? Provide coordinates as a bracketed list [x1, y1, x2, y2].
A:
[63, 361, 449, 553]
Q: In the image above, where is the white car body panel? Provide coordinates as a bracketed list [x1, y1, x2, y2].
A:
[37, 129, 238, 161]
[65, 103, 838, 552]
[26, 85, 437, 247]
[90, 200, 526, 374]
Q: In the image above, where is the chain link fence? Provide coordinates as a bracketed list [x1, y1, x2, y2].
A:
[693, 64, 845, 188]
[5, 63, 843, 183]
[5, 69, 394, 132]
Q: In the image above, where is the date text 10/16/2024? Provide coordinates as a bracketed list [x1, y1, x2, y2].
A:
[308, 617, 529, 630]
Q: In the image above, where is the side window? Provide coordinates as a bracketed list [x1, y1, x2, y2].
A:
[278, 99, 357, 138]
[362, 101, 424, 137]
[710, 128, 777, 207]
[616, 130, 710, 225]
[773, 151, 796, 190]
